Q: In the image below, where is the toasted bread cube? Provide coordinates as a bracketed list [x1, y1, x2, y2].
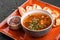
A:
[43, 7, 52, 14]
[56, 18, 60, 25]
[36, 5, 42, 9]
[52, 10, 59, 20]
[33, 4, 37, 10]
[18, 7, 26, 16]
[26, 6, 33, 12]
[33, 4, 42, 10]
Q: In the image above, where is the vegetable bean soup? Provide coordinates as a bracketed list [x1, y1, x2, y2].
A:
[23, 13, 52, 30]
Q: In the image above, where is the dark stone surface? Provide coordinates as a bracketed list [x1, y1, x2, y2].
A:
[0, 0, 60, 40]
[0, 0, 26, 22]
[42, 0, 60, 7]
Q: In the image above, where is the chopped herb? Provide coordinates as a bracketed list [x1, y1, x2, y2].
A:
[28, 18, 40, 30]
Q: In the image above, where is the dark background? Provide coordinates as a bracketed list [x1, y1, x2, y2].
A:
[0, 0, 60, 40]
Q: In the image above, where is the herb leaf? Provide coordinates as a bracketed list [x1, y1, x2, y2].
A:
[28, 18, 39, 30]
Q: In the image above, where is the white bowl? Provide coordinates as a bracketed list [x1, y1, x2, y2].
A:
[21, 9, 54, 37]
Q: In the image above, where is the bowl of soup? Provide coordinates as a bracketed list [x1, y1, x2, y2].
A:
[21, 10, 54, 37]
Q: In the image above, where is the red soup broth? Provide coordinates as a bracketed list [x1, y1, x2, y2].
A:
[23, 13, 52, 30]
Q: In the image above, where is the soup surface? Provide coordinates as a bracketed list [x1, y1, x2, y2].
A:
[23, 13, 52, 30]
